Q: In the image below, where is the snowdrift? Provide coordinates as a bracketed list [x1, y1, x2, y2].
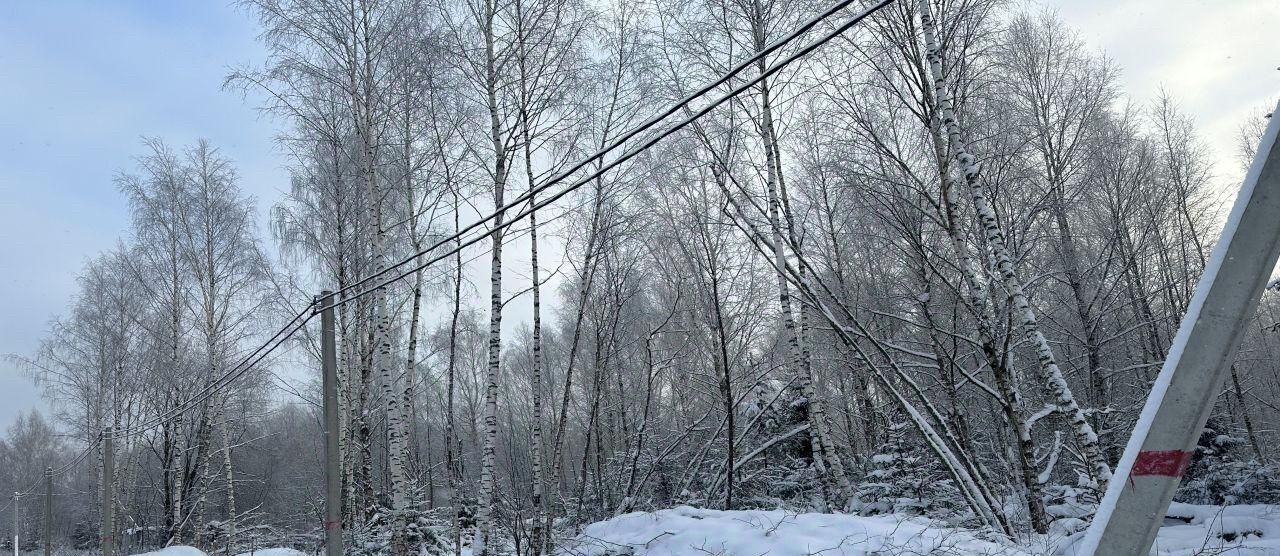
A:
[126, 547, 308, 556]
[128, 547, 209, 556]
[1145, 502, 1280, 555]
[128, 545, 209, 556]
[1052, 502, 1280, 554]
[557, 506, 1018, 555]
[559, 504, 1280, 555]
[234, 549, 311, 556]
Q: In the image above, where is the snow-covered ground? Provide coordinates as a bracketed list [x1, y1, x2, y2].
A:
[232, 550, 311, 556]
[558, 505, 1280, 555]
[127, 547, 209, 556]
[114, 504, 1280, 556]
[558, 507, 1020, 555]
[126, 547, 309, 556]
[1142, 502, 1280, 555]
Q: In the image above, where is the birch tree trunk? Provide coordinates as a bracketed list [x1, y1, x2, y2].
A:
[523, 115, 548, 556]
[477, 0, 508, 549]
[218, 398, 235, 553]
[402, 81, 425, 480]
[759, 93, 848, 509]
[925, 103, 1049, 531]
[744, 2, 851, 506]
[916, 0, 1111, 488]
[715, 154, 1010, 534]
[545, 173, 606, 554]
[447, 187, 464, 556]
[170, 412, 184, 544]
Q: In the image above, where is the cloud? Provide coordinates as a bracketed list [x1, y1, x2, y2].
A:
[1055, 0, 1280, 186]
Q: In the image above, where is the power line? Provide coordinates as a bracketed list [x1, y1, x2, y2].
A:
[1, 312, 313, 501]
[4, 0, 897, 510]
[101, 186, 585, 437]
[0, 433, 100, 514]
[324, 0, 897, 313]
[2, 312, 315, 503]
[326, 0, 891, 305]
[3, 308, 315, 497]
[106, 0, 892, 462]
[113, 310, 318, 439]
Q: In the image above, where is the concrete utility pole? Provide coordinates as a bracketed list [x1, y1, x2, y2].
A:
[44, 468, 52, 556]
[319, 291, 343, 556]
[1079, 106, 1280, 554]
[12, 492, 17, 556]
[101, 427, 114, 556]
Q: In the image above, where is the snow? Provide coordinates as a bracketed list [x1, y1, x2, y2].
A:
[124, 547, 308, 556]
[114, 506, 1280, 556]
[126, 547, 208, 556]
[1059, 503, 1280, 554]
[871, 453, 896, 465]
[234, 550, 309, 556]
[1144, 503, 1280, 555]
[559, 504, 1280, 555]
[557, 506, 1021, 555]
[1076, 99, 1280, 555]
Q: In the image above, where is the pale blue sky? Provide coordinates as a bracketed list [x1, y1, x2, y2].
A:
[0, 1, 288, 431]
[0, 0, 1276, 434]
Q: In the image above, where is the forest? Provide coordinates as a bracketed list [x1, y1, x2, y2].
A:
[2, 0, 1278, 554]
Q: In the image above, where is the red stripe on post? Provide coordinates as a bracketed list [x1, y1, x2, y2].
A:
[1131, 450, 1193, 477]
[324, 520, 343, 531]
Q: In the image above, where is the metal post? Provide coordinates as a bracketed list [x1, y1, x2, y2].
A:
[43, 468, 51, 556]
[319, 291, 343, 556]
[101, 428, 114, 556]
[1079, 106, 1280, 554]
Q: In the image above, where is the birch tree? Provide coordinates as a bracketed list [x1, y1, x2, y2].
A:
[916, 0, 1111, 490]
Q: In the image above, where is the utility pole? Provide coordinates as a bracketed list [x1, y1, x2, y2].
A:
[319, 291, 343, 556]
[1079, 106, 1280, 554]
[43, 468, 51, 556]
[11, 492, 17, 556]
[101, 428, 114, 556]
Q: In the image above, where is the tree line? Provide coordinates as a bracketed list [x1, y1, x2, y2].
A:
[7, 0, 1279, 554]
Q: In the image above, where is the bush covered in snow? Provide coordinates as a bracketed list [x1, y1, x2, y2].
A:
[348, 501, 454, 556]
[852, 421, 963, 520]
[1176, 421, 1280, 506]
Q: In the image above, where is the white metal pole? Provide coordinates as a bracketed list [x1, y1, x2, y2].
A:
[1077, 105, 1280, 554]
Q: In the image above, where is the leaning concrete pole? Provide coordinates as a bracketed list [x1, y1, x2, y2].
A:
[1077, 105, 1280, 555]
[319, 291, 343, 556]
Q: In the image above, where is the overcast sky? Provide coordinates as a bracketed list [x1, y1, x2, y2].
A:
[0, 1, 287, 432]
[0, 0, 1276, 433]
